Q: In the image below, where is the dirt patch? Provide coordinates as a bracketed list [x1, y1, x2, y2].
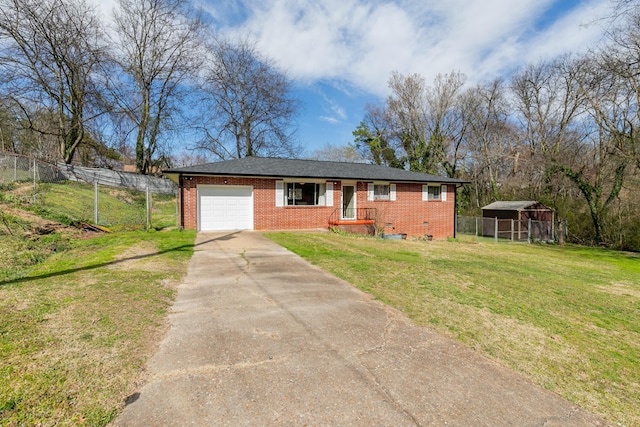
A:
[599, 282, 640, 298]
[5, 182, 35, 198]
[114, 241, 159, 261]
[109, 241, 177, 274]
[2, 205, 74, 235]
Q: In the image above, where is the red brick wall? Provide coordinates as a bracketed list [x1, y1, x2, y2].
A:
[355, 182, 455, 239]
[179, 176, 456, 239]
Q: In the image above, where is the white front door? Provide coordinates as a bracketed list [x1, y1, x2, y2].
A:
[342, 185, 356, 220]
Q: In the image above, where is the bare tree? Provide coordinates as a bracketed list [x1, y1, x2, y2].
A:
[609, 0, 640, 22]
[384, 72, 431, 171]
[198, 38, 299, 159]
[352, 104, 404, 168]
[512, 57, 586, 163]
[10, 109, 61, 162]
[354, 71, 466, 175]
[0, 103, 18, 153]
[601, 11, 640, 170]
[171, 149, 212, 167]
[424, 72, 467, 177]
[461, 78, 518, 204]
[112, 0, 203, 174]
[0, 0, 107, 163]
[512, 56, 630, 245]
[309, 143, 366, 163]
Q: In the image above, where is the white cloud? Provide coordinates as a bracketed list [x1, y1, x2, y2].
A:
[322, 95, 346, 121]
[214, 0, 611, 96]
[197, 0, 249, 25]
[521, 0, 612, 62]
[89, 0, 613, 99]
[92, 0, 117, 22]
[319, 116, 340, 125]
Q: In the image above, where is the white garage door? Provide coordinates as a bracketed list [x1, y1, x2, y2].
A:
[198, 185, 254, 231]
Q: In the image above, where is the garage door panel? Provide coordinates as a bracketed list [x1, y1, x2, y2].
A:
[199, 186, 253, 231]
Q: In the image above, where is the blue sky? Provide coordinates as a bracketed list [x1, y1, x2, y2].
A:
[94, 0, 614, 158]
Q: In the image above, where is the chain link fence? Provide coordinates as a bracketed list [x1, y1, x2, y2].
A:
[457, 215, 567, 243]
[0, 152, 177, 231]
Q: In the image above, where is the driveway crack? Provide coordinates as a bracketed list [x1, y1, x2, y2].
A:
[152, 355, 287, 381]
[344, 349, 421, 426]
[355, 308, 394, 357]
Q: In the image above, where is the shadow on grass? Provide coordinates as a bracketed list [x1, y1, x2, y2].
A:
[0, 231, 241, 286]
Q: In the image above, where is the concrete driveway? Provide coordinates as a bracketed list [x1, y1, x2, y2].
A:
[113, 231, 606, 426]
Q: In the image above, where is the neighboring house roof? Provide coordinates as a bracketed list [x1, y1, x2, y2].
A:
[482, 201, 548, 211]
[164, 157, 468, 184]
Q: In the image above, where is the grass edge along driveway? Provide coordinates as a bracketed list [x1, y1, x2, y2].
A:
[0, 229, 196, 426]
[265, 232, 640, 427]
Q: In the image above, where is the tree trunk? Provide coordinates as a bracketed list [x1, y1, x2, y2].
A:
[560, 164, 626, 246]
[136, 91, 151, 174]
[136, 127, 146, 174]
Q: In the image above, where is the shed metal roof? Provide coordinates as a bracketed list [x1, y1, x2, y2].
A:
[164, 157, 467, 184]
[482, 201, 544, 211]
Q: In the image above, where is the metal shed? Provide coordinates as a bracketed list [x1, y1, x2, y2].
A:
[481, 201, 554, 241]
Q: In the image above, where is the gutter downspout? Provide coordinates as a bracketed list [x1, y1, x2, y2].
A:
[454, 183, 460, 239]
[179, 174, 184, 230]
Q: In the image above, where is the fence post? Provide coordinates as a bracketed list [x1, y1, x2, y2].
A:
[475, 217, 478, 236]
[32, 159, 36, 203]
[528, 218, 532, 243]
[518, 218, 522, 241]
[94, 182, 99, 224]
[494, 217, 498, 242]
[146, 185, 151, 231]
[14, 155, 17, 181]
[511, 219, 514, 241]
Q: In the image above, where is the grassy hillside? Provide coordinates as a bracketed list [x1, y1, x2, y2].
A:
[266, 232, 640, 426]
[0, 181, 194, 425]
[1, 180, 176, 231]
[1, 180, 177, 280]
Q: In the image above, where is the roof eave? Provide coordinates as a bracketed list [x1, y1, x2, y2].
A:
[163, 171, 180, 184]
[162, 170, 467, 185]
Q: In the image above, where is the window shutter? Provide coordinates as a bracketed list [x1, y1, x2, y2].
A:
[422, 185, 428, 201]
[275, 181, 284, 207]
[368, 183, 374, 201]
[326, 182, 333, 206]
[441, 184, 447, 201]
[390, 184, 396, 201]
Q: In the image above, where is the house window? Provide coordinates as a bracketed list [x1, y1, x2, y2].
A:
[368, 183, 396, 201]
[374, 184, 390, 200]
[427, 185, 441, 201]
[286, 182, 326, 206]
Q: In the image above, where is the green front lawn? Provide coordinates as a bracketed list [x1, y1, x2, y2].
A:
[0, 229, 195, 426]
[265, 232, 640, 427]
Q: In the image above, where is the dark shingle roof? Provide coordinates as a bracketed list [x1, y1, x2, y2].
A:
[482, 201, 542, 211]
[164, 157, 467, 184]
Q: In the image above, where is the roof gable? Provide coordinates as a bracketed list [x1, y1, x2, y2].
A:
[164, 157, 467, 184]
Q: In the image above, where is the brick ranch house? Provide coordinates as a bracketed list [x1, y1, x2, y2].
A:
[163, 157, 467, 239]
